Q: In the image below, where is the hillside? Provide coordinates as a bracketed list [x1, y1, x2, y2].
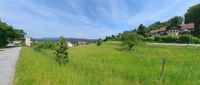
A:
[35, 38, 97, 43]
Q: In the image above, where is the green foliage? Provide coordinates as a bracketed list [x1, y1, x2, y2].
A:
[137, 24, 147, 37]
[185, 3, 200, 36]
[154, 35, 179, 43]
[15, 43, 200, 85]
[147, 16, 183, 32]
[0, 20, 25, 47]
[168, 16, 183, 25]
[121, 32, 141, 50]
[142, 37, 154, 42]
[151, 35, 198, 44]
[96, 38, 103, 46]
[154, 36, 162, 41]
[192, 37, 200, 44]
[162, 36, 178, 43]
[104, 36, 111, 42]
[146, 21, 169, 32]
[32, 41, 55, 51]
[0, 38, 8, 48]
[55, 36, 69, 65]
[179, 34, 193, 43]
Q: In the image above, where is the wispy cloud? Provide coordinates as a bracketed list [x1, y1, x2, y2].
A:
[0, 0, 199, 38]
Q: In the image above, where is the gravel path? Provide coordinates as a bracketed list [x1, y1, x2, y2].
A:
[147, 43, 200, 47]
[0, 47, 21, 85]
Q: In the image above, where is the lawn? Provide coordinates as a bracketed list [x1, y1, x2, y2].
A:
[14, 42, 200, 85]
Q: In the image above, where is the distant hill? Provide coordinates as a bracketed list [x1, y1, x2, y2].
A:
[35, 38, 97, 43]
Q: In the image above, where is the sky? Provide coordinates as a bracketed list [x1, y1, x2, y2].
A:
[0, 0, 200, 39]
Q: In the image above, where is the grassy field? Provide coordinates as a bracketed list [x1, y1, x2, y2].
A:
[14, 42, 200, 85]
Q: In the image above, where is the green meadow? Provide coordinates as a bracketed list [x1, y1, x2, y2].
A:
[14, 42, 200, 85]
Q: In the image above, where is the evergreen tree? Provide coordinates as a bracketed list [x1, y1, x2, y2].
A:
[55, 36, 69, 65]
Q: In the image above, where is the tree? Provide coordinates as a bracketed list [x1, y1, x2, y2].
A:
[104, 36, 110, 42]
[185, 3, 200, 36]
[55, 36, 69, 65]
[96, 38, 103, 46]
[137, 24, 147, 37]
[146, 21, 169, 32]
[168, 16, 183, 25]
[121, 32, 140, 50]
[0, 38, 8, 48]
[0, 20, 25, 47]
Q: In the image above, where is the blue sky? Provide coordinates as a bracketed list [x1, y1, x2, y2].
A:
[0, 0, 199, 39]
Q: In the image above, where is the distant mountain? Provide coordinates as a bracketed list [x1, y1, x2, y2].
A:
[35, 38, 97, 43]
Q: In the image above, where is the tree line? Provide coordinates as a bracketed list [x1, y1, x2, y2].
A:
[103, 3, 200, 49]
[0, 20, 25, 47]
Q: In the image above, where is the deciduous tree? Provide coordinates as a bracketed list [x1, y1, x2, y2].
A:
[121, 32, 140, 50]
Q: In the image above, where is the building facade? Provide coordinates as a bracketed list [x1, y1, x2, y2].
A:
[149, 23, 195, 36]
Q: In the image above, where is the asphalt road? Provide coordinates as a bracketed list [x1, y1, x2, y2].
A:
[147, 43, 200, 47]
[0, 47, 21, 85]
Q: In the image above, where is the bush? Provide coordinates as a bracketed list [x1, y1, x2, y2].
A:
[32, 41, 55, 51]
[142, 37, 154, 42]
[179, 34, 193, 43]
[162, 36, 178, 43]
[192, 37, 200, 44]
[97, 38, 103, 46]
[154, 36, 162, 41]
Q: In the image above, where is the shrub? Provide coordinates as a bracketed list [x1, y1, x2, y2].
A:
[97, 38, 103, 46]
[55, 36, 69, 65]
[192, 37, 200, 44]
[162, 36, 178, 43]
[154, 36, 162, 41]
[32, 41, 55, 51]
[142, 37, 154, 41]
[179, 34, 193, 43]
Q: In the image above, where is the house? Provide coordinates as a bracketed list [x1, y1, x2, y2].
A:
[67, 42, 73, 47]
[116, 33, 122, 38]
[150, 23, 195, 36]
[149, 27, 167, 36]
[12, 35, 33, 46]
[12, 38, 25, 45]
[77, 41, 87, 45]
[25, 35, 32, 46]
[166, 24, 181, 36]
[179, 23, 195, 34]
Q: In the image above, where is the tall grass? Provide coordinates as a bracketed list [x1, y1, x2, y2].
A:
[14, 43, 200, 85]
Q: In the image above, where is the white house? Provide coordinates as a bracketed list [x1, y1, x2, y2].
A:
[25, 35, 32, 46]
[67, 42, 73, 47]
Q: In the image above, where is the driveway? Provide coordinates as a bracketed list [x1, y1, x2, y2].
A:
[0, 47, 21, 85]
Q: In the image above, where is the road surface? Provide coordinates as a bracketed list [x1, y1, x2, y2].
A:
[0, 47, 21, 85]
[147, 43, 200, 47]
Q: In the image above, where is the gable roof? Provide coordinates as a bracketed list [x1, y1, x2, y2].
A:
[149, 30, 158, 34]
[180, 23, 194, 30]
[159, 27, 167, 32]
[166, 24, 181, 31]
